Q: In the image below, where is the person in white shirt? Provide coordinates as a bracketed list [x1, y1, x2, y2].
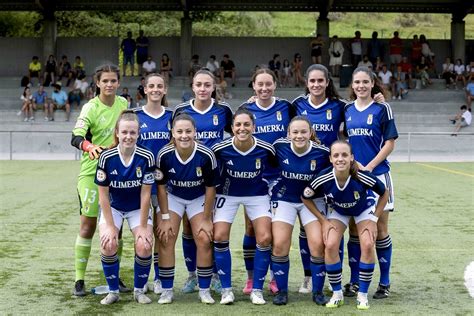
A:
[454, 59, 466, 88]
[378, 64, 394, 98]
[451, 105, 472, 136]
[442, 57, 456, 89]
[358, 55, 374, 69]
[205, 55, 220, 77]
[142, 55, 157, 76]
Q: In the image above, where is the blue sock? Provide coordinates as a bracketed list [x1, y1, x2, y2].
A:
[214, 241, 232, 288]
[253, 244, 271, 290]
[310, 256, 325, 293]
[271, 255, 289, 292]
[159, 266, 175, 289]
[299, 228, 311, 277]
[182, 234, 197, 274]
[339, 235, 345, 263]
[153, 252, 159, 281]
[325, 261, 342, 292]
[376, 235, 392, 286]
[197, 266, 213, 290]
[347, 234, 361, 284]
[243, 234, 256, 274]
[359, 261, 375, 294]
[134, 254, 152, 290]
[101, 253, 120, 292]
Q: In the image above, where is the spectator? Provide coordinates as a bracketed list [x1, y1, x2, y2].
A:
[467, 61, 474, 81]
[411, 35, 422, 66]
[415, 57, 432, 88]
[19, 86, 34, 121]
[28, 56, 42, 86]
[389, 31, 403, 67]
[358, 55, 373, 69]
[135, 77, 146, 108]
[220, 54, 236, 87]
[58, 55, 73, 86]
[69, 74, 89, 108]
[188, 54, 202, 81]
[51, 82, 71, 121]
[160, 53, 172, 83]
[350, 31, 363, 67]
[420, 34, 435, 66]
[441, 57, 456, 89]
[374, 56, 383, 73]
[367, 31, 384, 67]
[399, 56, 413, 88]
[43, 54, 57, 87]
[329, 35, 344, 77]
[454, 59, 466, 89]
[378, 64, 394, 98]
[120, 87, 133, 108]
[281, 59, 291, 87]
[205, 55, 220, 77]
[32, 85, 51, 121]
[393, 65, 408, 100]
[215, 77, 231, 102]
[72, 56, 85, 81]
[310, 33, 324, 64]
[268, 54, 282, 86]
[136, 30, 149, 76]
[121, 31, 136, 76]
[142, 55, 157, 76]
[466, 76, 474, 111]
[450, 105, 472, 136]
[292, 53, 305, 87]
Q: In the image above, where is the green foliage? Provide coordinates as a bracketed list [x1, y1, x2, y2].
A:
[0, 12, 42, 37]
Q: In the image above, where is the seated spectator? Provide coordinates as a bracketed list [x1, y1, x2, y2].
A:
[393, 65, 408, 100]
[188, 54, 202, 82]
[216, 77, 232, 102]
[120, 87, 133, 108]
[69, 74, 88, 108]
[374, 56, 383, 73]
[160, 53, 172, 83]
[415, 56, 432, 87]
[292, 53, 305, 87]
[43, 54, 57, 87]
[58, 55, 73, 86]
[467, 61, 474, 81]
[378, 64, 393, 98]
[441, 57, 456, 89]
[28, 56, 42, 86]
[454, 59, 466, 89]
[466, 77, 474, 111]
[268, 54, 282, 86]
[450, 105, 472, 136]
[19, 87, 34, 122]
[358, 55, 373, 70]
[135, 77, 146, 108]
[142, 55, 157, 76]
[72, 56, 85, 81]
[399, 56, 413, 88]
[281, 59, 291, 87]
[51, 82, 71, 121]
[220, 54, 236, 87]
[205, 55, 220, 77]
[32, 85, 52, 121]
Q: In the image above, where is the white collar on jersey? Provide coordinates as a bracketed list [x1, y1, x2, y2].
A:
[255, 97, 276, 111]
[143, 105, 166, 119]
[354, 100, 374, 112]
[290, 141, 312, 157]
[174, 141, 197, 165]
[332, 168, 352, 191]
[117, 144, 136, 168]
[232, 136, 257, 156]
[190, 98, 215, 115]
[308, 96, 328, 109]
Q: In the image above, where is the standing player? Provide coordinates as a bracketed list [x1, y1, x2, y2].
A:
[302, 140, 389, 310]
[212, 109, 276, 305]
[95, 110, 155, 305]
[70, 64, 128, 296]
[344, 66, 398, 299]
[155, 114, 218, 304]
[173, 69, 232, 294]
[238, 68, 295, 294]
[134, 73, 173, 294]
[271, 116, 331, 306]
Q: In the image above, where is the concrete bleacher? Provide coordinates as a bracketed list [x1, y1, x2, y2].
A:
[0, 76, 472, 161]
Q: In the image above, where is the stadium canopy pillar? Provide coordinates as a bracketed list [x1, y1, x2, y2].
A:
[450, 15, 465, 63]
[316, 14, 329, 39]
[180, 12, 192, 76]
[42, 14, 57, 61]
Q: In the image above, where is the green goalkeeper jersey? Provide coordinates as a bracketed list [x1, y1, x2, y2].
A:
[72, 95, 128, 179]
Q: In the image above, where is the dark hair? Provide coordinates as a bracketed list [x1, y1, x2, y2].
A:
[172, 113, 196, 129]
[304, 64, 340, 100]
[288, 115, 320, 144]
[223, 54, 229, 58]
[144, 73, 168, 107]
[23, 87, 30, 97]
[161, 53, 169, 61]
[349, 66, 387, 100]
[94, 64, 120, 96]
[273, 54, 280, 59]
[330, 140, 358, 179]
[251, 68, 277, 84]
[112, 109, 139, 147]
[210, 55, 216, 59]
[232, 108, 255, 125]
[461, 105, 468, 110]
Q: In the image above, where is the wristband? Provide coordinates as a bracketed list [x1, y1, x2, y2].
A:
[81, 140, 93, 152]
[161, 213, 170, 220]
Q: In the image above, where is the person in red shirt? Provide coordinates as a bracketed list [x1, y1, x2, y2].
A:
[389, 31, 403, 67]
[399, 56, 412, 88]
[411, 35, 422, 67]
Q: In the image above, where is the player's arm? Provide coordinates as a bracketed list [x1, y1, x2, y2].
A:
[71, 135, 106, 160]
[362, 139, 395, 172]
[136, 183, 153, 250]
[197, 154, 218, 241]
[71, 103, 106, 160]
[97, 185, 118, 251]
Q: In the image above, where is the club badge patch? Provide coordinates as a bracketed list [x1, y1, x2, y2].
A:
[354, 191, 360, 200]
[136, 167, 142, 178]
[310, 160, 316, 171]
[154, 169, 164, 181]
[367, 114, 373, 125]
[303, 187, 315, 198]
[213, 114, 219, 126]
[96, 169, 106, 182]
[196, 167, 202, 177]
[255, 158, 261, 169]
[326, 109, 332, 120]
[276, 111, 282, 121]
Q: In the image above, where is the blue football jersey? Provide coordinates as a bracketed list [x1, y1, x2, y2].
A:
[212, 137, 276, 197]
[95, 145, 155, 212]
[303, 167, 386, 217]
[292, 95, 345, 148]
[156, 142, 218, 200]
[344, 101, 398, 175]
[135, 106, 173, 194]
[173, 99, 233, 148]
[272, 138, 331, 203]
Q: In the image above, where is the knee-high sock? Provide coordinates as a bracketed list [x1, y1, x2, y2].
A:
[101, 253, 120, 292]
[182, 234, 197, 274]
[243, 235, 256, 275]
[75, 235, 92, 281]
[310, 256, 326, 293]
[376, 235, 392, 286]
[358, 261, 375, 294]
[214, 241, 232, 289]
[134, 254, 152, 290]
[272, 255, 289, 292]
[326, 261, 342, 292]
[299, 228, 311, 277]
[347, 235, 361, 284]
[253, 244, 271, 290]
[159, 266, 175, 289]
[197, 266, 213, 290]
[153, 252, 159, 281]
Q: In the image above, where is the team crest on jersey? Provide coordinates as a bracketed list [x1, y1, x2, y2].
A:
[196, 167, 202, 177]
[367, 114, 373, 125]
[96, 169, 106, 182]
[303, 187, 315, 198]
[326, 109, 332, 120]
[154, 169, 164, 181]
[213, 114, 219, 126]
[276, 111, 282, 121]
[310, 160, 316, 171]
[354, 191, 360, 200]
[136, 167, 142, 178]
[255, 159, 261, 169]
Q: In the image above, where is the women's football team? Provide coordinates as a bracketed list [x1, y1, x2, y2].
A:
[72, 63, 397, 310]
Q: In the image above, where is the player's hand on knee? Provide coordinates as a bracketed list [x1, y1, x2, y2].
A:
[157, 219, 173, 244]
[196, 219, 213, 242]
[362, 221, 377, 243]
[321, 219, 336, 244]
[100, 225, 118, 250]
